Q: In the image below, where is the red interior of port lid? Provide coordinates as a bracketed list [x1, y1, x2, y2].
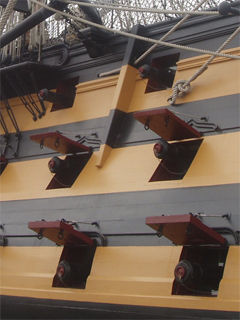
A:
[146, 214, 226, 245]
[30, 132, 90, 154]
[28, 220, 93, 246]
[134, 108, 201, 141]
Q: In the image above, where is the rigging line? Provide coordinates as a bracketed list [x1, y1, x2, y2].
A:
[6, 75, 37, 120]
[0, 110, 9, 136]
[29, 71, 46, 115]
[29, 0, 240, 60]
[168, 23, 240, 105]
[59, 0, 220, 16]
[15, 73, 42, 116]
[187, 23, 240, 85]
[134, 0, 209, 65]
[0, 87, 20, 133]
[0, 0, 18, 34]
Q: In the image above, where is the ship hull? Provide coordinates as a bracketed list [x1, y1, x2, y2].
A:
[1, 6, 240, 320]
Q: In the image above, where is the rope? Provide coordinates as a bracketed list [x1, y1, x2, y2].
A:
[28, 0, 49, 51]
[134, 0, 209, 65]
[0, 0, 18, 35]
[59, 0, 220, 16]
[28, 0, 240, 61]
[168, 24, 240, 105]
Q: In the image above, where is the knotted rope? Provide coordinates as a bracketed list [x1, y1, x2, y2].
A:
[168, 24, 240, 105]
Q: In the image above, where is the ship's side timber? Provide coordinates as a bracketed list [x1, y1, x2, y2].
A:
[1, 246, 240, 319]
[1, 11, 240, 320]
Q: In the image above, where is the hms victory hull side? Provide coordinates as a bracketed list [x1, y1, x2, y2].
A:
[0, 4, 240, 319]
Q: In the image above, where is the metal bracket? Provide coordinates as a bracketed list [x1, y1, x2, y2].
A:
[193, 212, 231, 220]
[0, 233, 42, 246]
[144, 119, 150, 130]
[213, 227, 239, 245]
[13, 132, 21, 158]
[157, 225, 164, 237]
[75, 132, 101, 149]
[187, 119, 219, 133]
[66, 220, 100, 228]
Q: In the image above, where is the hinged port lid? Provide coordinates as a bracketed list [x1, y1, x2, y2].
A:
[146, 214, 226, 245]
[30, 132, 90, 154]
[134, 108, 201, 141]
[28, 220, 93, 246]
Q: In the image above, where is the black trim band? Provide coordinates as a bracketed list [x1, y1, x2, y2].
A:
[1, 295, 239, 320]
[1, 184, 239, 247]
[1, 93, 240, 163]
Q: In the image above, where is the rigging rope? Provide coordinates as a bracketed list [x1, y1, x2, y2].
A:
[0, 0, 18, 35]
[29, 0, 240, 60]
[57, 0, 239, 105]
[59, 0, 220, 16]
[0, 87, 20, 134]
[0, 109, 9, 136]
[6, 75, 38, 121]
[134, 0, 209, 65]
[168, 24, 240, 105]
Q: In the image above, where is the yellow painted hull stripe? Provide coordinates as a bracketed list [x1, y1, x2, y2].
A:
[1, 47, 239, 134]
[0, 246, 239, 312]
[0, 132, 239, 201]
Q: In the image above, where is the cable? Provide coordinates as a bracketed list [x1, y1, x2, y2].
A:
[160, 161, 188, 175]
[177, 275, 213, 295]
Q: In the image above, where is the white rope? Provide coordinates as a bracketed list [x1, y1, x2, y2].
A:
[0, 10, 24, 58]
[0, 0, 18, 34]
[59, 0, 220, 16]
[28, 1, 37, 51]
[28, 0, 49, 51]
[28, 0, 240, 60]
[168, 24, 240, 105]
[134, 0, 209, 65]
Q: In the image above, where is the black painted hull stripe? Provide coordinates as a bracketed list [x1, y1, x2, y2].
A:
[2, 93, 240, 163]
[1, 183, 239, 246]
[1, 295, 239, 320]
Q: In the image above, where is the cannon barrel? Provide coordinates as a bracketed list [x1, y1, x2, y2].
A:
[38, 88, 74, 109]
[0, 0, 102, 50]
[153, 139, 198, 160]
